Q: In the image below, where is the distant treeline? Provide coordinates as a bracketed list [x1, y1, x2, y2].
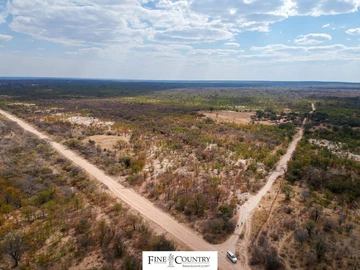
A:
[1, 79, 360, 99]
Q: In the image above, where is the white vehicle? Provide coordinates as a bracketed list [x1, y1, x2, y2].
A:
[227, 251, 237, 263]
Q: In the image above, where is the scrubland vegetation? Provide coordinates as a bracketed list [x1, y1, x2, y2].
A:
[0, 116, 175, 269]
[1, 92, 299, 244]
[249, 93, 360, 270]
[1, 79, 359, 269]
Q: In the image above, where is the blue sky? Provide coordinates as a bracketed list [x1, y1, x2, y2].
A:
[0, 0, 360, 81]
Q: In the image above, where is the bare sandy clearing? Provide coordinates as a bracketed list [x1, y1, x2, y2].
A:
[309, 139, 360, 161]
[67, 116, 114, 128]
[202, 110, 275, 126]
[84, 135, 130, 150]
[202, 111, 254, 125]
[9, 102, 36, 107]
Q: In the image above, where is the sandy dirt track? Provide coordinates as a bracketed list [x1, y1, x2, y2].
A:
[216, 124, 304, 256]
[0, 109, 239, 270]
[216, 104, 315, 265]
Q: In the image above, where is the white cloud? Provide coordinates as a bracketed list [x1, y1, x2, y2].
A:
[65, 43, 193, 65]
[346, 28, 360, 35]
[65, 47, 110, 57]
[8, 0, 153, 46]
[251, 43, 349, 53]
[1, 0, 360, 81]
[0, 34, 13, 42]
[1, 49, 360, 82]
[0, 0, 9, 25]
[229, 8, 237, 15]
[294, 33, 332, 45]
[3, 0, 360, 51]
[152, 27, 233, 43]
[5, 0, 238, 47]
[224, 42, 240, 47]
[189, 0, 360, 24]
[188, 49, 243, 56]
[249, 43, 360, 64]
[189, 0, 289, 33]
[189, 0, 285, 17]
[292, 0, 360, 16]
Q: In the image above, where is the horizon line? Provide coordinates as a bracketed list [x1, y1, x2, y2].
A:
[1, 76, 360, 84]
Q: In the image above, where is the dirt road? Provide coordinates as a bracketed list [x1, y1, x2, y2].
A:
[215, 104, 316, 266]
[215, 125, 304, 262]
[312, 102, 316, 112]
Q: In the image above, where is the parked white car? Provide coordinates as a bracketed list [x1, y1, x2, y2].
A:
[227, 251, 237, 263]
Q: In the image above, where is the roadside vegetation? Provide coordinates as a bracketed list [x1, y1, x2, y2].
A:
[249, 93, 360, 270]
[0, 116, 175, 269]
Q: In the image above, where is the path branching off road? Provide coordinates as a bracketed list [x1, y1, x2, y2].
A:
[217, 103, 315, 268]
[218, 121, 304, 267]
[0, 105, 314, 270]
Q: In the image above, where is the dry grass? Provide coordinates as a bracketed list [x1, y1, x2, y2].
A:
[250, 183, 360, 270]
[67, 116, 114, 127]
[202, 110, 275, 126]
[202, 111, 254, 125]
[84, 135, 130, 150]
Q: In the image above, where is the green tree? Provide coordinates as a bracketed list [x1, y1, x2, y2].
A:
[113, 233, 125, 258]
[304, 221, 315, 237]
[282, 184, 294, 201]
[189, 194, 208, 217]
[96, 219, 110, 247]
[313, 237, 328, 260]
[2, 232, 24, 268]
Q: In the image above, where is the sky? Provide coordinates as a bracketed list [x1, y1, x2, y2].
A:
[0, 0, 360, 81]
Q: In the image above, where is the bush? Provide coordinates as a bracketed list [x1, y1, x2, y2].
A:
[150, 234, 176, 251]
[219, 205, 233, 219]
[123, 255, 141, 270]
[120, 156, 131, 168]
[323, 218, 335, 232]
